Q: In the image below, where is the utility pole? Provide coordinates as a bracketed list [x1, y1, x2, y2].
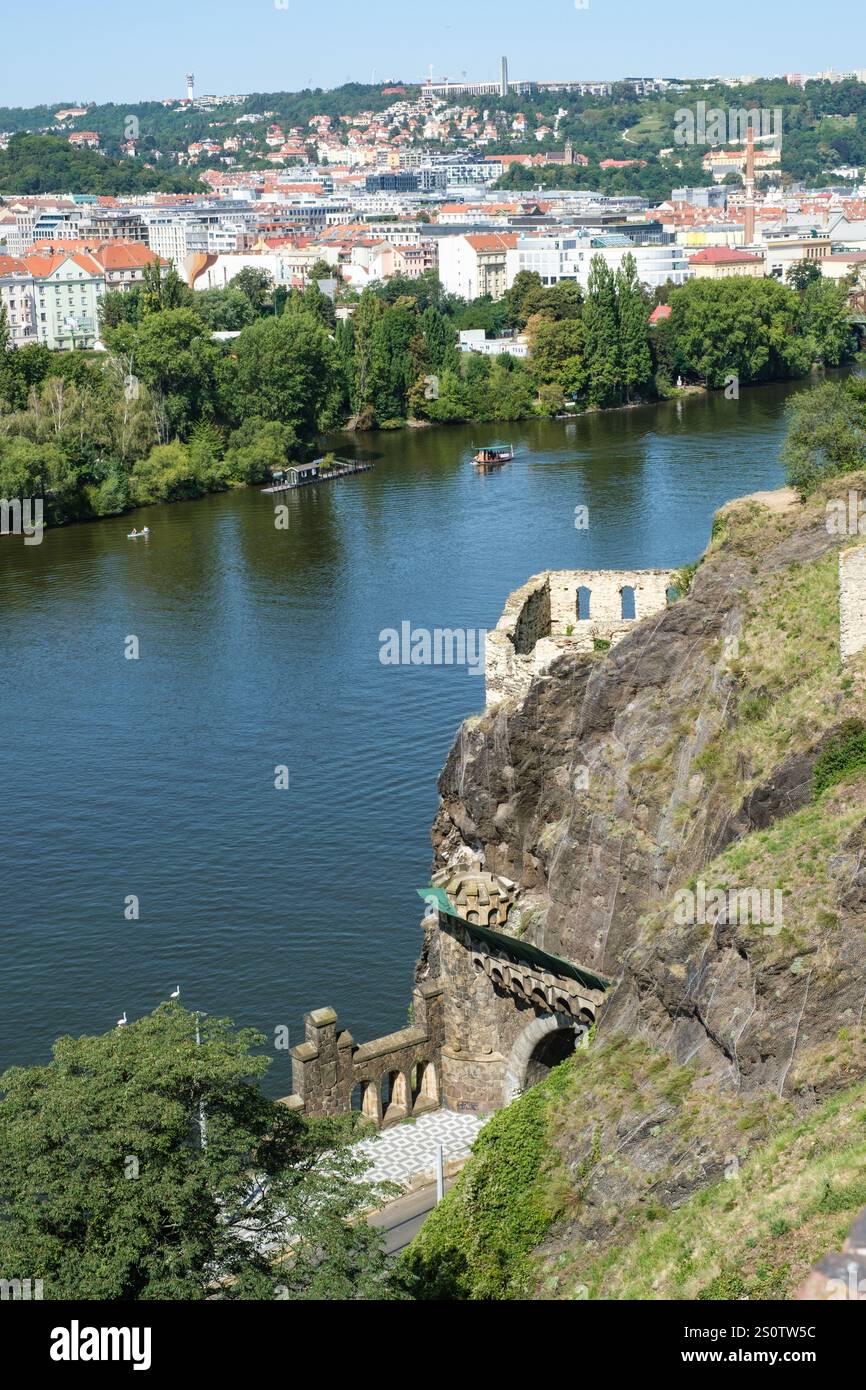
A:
[195, 1011, 208, 1150]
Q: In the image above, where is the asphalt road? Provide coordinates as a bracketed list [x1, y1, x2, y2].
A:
[368, 1178, 457, 1256]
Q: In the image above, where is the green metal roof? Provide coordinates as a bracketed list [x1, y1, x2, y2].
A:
[416, 887, 610, 992]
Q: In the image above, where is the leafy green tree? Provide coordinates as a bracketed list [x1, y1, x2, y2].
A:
[421, 305, 454, 371]
[194, 286, 257, 332]
[0, 1005, 395, 1300]
[666, 277, 812, 388]
[800, 278, 855, 365]
[223, 418, 298, 484]
[231, 266, 275, 315]
[528, 317, 588, 401]
[232, 312, 338, 440]
[786, 260, 823, 293]
[351, 289, 386, 417]
[505, 270, 544, 328]
[615, 253, 653, 402]
[130, 308, 222, 436]
[140, 262, 194, 317]
[782, 379, 866, 495]
[583, 255, 622, 406]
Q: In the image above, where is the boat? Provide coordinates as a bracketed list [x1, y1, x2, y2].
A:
[127, 527, 150, 539]
[472, 445, 514, 470]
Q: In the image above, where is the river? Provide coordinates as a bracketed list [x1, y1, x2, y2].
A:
[0, 381, 808, 1092]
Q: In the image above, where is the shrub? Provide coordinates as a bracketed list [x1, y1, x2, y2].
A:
[813, 720, 866, 796]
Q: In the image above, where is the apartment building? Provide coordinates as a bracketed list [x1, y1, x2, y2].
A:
[687, 247, 765, 278]
[0, 258, 38, 348]
[438, 232, 518, 299]
[28, 250, 103, 349]
[393, 240, 438, 277]
[764, 232, 832, 279]
[505, 231, 691, 292]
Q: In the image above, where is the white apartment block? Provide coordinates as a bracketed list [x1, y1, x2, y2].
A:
[505, 233, 691, 292]
[438, 232, 517, 300]
[0, 273, 38, 348]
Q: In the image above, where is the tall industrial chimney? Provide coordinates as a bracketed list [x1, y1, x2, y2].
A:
[743, 121, 756, 246]
[500, 56, 508, 98]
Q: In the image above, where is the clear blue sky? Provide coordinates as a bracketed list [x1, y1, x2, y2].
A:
[1, 0, 863, 107]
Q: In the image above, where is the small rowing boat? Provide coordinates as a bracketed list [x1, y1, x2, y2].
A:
[127, 527, 150, 539]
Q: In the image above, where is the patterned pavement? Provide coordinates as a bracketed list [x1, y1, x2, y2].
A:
[357, 1108, 488, 1187]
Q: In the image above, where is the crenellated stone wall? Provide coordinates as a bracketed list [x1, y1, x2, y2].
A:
[282, 982, 444, 1128]
[486, 567, 677, 708]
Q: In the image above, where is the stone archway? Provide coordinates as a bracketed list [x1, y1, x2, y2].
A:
[503, 1013, 584, 1105]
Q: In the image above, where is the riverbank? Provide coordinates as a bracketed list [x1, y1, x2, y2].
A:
[9, 369, 839, 536]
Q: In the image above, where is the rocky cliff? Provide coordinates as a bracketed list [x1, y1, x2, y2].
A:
[408, 476, 866, 1299]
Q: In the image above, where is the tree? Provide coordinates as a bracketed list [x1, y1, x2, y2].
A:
[800, 278, 854, 365]
[140, 262, 194, 317]
[505, 270, 544, 328]
[582, 255, 622, 407]
[782, 379, 866, 495]
[665, 277, 812, 388]
[232, 312, 338, 440]
[231, 266, 274, 315]
[615, 253, 653, 402]
[528, 316, 587, 401]
[786, 259, 823, 293]
[0, 1005, 395, 1299]
[129, 308, 222, 437]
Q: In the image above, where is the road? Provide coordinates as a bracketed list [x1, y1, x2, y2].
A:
[368, 1178, 457, 1256]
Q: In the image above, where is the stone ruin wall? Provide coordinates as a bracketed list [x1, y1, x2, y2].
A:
[840, 544, 866, 662]
[486, 567, 677, 708]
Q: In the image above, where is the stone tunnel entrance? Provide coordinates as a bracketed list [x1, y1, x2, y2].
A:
[503, 1013, 588, 1103]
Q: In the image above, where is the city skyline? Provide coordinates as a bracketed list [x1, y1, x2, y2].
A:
[1, 0, 865, 108]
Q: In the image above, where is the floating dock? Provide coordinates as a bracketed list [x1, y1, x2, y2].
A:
[262, 458, 373, 494]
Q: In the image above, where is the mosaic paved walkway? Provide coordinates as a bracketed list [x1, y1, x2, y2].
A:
[357, 1108, 488, 1187]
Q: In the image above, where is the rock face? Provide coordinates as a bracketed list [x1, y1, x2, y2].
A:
[425, 485, 866, 1210]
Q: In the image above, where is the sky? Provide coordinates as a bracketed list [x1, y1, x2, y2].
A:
[0, 0, 863, 108]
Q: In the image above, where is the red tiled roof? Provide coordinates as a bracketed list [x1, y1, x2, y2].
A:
[649, 304, 672, 323]
[688, 247, 763, 264]
[464, 232, 518, 253]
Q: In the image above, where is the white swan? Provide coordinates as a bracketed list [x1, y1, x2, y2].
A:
[116, 1011, 128, 1028]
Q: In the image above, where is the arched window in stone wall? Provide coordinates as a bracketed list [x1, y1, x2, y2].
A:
[620, 585, 636, 620]
[576, 585, 591, 621]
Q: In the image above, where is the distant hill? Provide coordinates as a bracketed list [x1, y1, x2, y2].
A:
[0, 134, 204, 195]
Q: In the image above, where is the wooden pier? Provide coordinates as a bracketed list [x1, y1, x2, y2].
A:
[262, 457, 373, 494]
